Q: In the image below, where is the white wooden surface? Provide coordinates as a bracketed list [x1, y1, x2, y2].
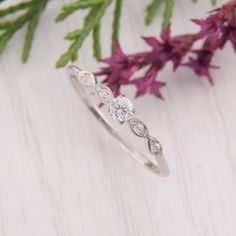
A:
[0, 0, 236, 235]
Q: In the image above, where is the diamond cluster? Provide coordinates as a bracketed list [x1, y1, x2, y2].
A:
[108, 96, 134, 123]
[76, 67, 163, 157]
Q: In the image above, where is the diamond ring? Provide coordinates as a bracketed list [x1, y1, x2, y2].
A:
[67, 65, 169, 176]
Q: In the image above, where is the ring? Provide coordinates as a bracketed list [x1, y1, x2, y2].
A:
[66, 65, 169, 176]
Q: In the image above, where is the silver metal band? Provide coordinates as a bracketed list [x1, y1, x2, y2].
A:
[67, 65, 169, 176]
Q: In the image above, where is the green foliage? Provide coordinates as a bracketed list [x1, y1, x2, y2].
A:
[161, 0, 174, 29]
[56, 0, 122, 68]
[0, 0, 48, 62]
[111, 0, 123, 53]
[145, 0, 162, 26]
[211, 0, 217, 6]
[0, 0, 218, 67]
[145, 0, 217, 29]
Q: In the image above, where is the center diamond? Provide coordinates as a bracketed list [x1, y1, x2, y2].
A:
[108, 95, 134, 123]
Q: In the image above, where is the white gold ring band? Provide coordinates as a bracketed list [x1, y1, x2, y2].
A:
[67, 65, 169, 176]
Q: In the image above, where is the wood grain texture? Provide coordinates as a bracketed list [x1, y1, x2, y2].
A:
[0, 0, 236, 235]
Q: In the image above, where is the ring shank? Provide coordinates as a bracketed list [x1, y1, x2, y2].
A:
[68, 67, 169, 176]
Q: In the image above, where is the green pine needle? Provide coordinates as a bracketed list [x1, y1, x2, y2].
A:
[162, 0, 174, 30]
[56, 0, 112, 68]
[0, 2, 33, 17]
[64, 30, 82, 40]
[211, 0, 217, 6]
[146, 0, 217, 29]
[111, 0, 123, 54]
[145, 0, 162, 26]
[56, 0, 105, 22]
[0, 0, 48, 63]
[93, 22, 102, 59]
[0, 0, 218, 66]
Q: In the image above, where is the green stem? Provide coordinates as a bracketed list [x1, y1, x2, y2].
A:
[93, 22, 101, 59]
[0, 1, 33, 17]
[145, 0, 162, 26]
[111, 0, 123, 54]
[162, 0, 174, 30]
[211, 0, 217, 6]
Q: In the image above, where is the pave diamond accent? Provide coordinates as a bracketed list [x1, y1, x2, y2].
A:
[108, 95, 134, 123]
[78, 70, 96, 85]
[128, 118, 149, 138]
[94, 84, 113, 102]
[148, 136, 162, 155]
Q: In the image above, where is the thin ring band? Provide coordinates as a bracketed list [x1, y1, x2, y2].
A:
[67, 65, 169, 176]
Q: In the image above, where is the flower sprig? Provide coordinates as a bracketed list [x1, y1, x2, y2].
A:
[96, 0, 236, 99]
[0, 0, 49, 62]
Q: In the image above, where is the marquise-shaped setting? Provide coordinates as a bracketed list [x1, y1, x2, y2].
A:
[94, 84, 113, 102]
[77, 70, 96, 85]
[128, 118, 149, 138]
[147, 136, 162, 155]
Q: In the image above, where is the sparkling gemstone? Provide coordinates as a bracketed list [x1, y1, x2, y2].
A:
[129, 118, 149, 138]
[108, 95, 134, 123]
[148, 136, 162, 155]
[78, 70, 96, 85]
[94, 84, 113, 102]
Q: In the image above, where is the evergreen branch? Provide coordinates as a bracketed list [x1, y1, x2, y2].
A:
[162, 0, 174, 29]
[22, 2, 46, 62]
[56, 0, 105, 22]
[111, 0, 123, 53]
[0, 2, 33, 17]
[145, 0, 217, 28]
[56, 0, 112, 68]
[93, 22, 101, 59]
[0, 0, 48, 62]
[145, 0, 162, 26]
[211, 0, 217, 6]
[64, 29, 82, 40]
[0, 13, 30, 54]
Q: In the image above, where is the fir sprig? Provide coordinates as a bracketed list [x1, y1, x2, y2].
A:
[111, 0, 123, 53]
[0, 0, 218, 66]
[145, 0, 217, 29]
[0, 0, 48, 62]
[56, 0, 116, 68]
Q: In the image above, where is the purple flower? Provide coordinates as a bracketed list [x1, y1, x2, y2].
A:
[218, 1, 236, 51]
[129, 66, 166, 99]
[193, 0, 236, 51]
[143, 26, 195, 70]
[96, 42, 138, 96]
[185, 37, 219, 85]
[192, 12, 225, 38]
[95, 0, 236, 101]
[220, 23, 236, 51]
